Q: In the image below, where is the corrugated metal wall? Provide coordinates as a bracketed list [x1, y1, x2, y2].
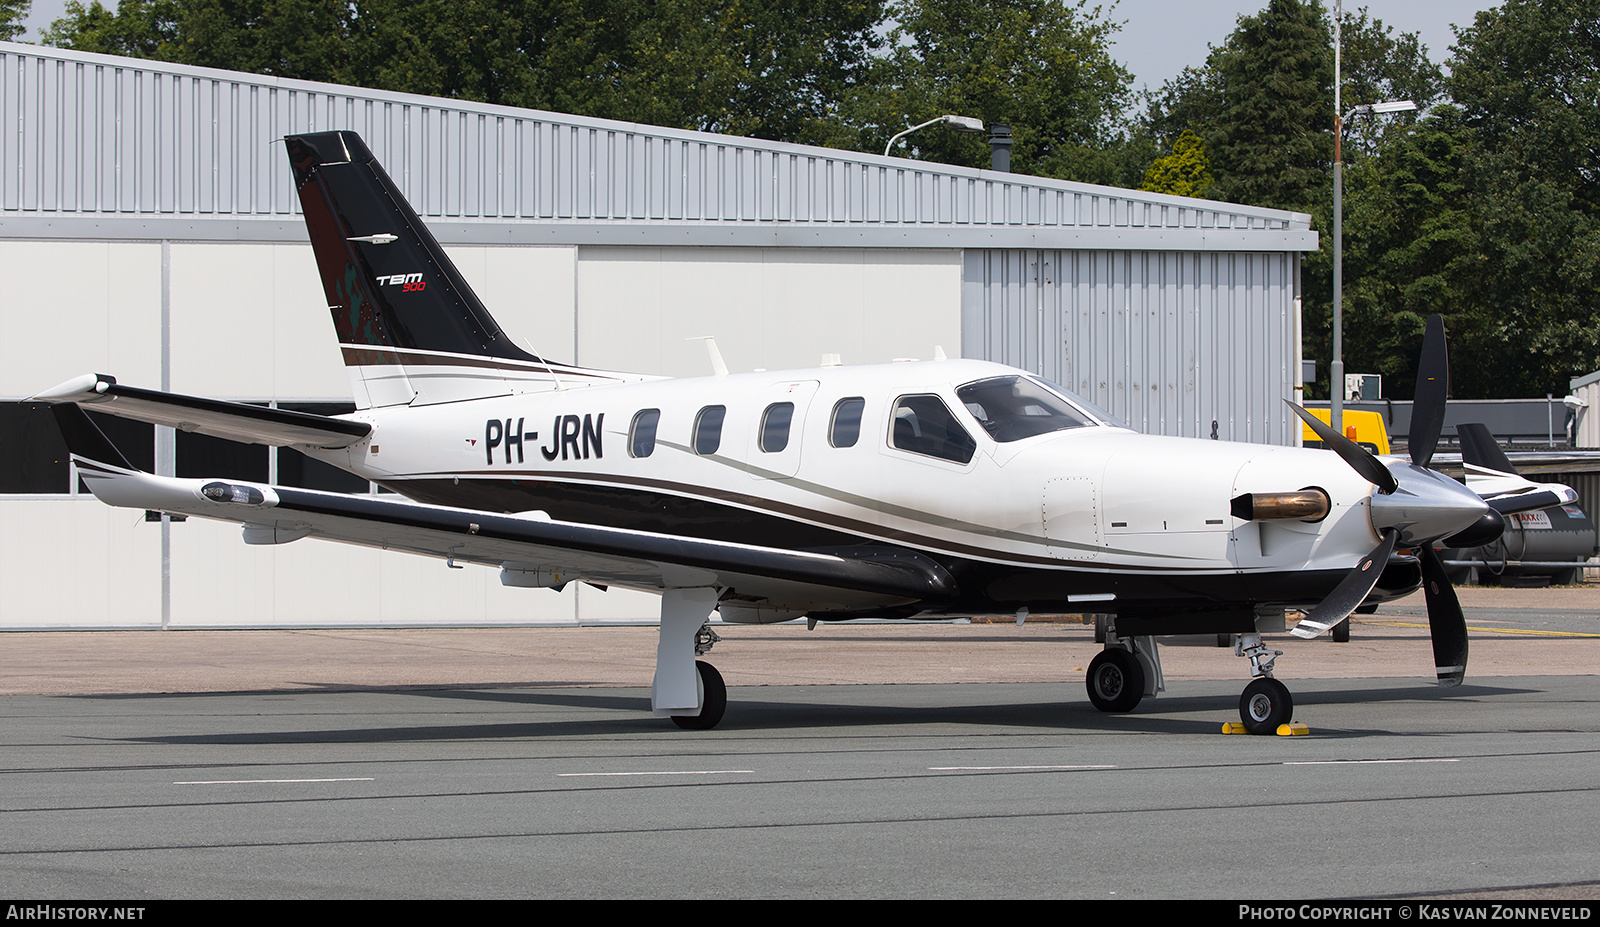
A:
[962, 250, 1301, 444]
[1, 42, 1305, 237]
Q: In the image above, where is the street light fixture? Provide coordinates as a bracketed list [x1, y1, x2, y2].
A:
[884, 114, 986, 158]
[1329, 1, 1419, 438]
[1330, 98, 1415, 436]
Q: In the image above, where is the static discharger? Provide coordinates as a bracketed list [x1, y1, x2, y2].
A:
[1230, 489, 1331, 522]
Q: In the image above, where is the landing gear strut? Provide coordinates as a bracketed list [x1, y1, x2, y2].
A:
[653, 588, 728, 730]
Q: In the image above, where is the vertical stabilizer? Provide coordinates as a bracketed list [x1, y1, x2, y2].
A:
[285, 131, 619, 407]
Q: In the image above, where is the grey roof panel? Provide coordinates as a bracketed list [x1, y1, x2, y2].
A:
[1, 42, 1314, 250]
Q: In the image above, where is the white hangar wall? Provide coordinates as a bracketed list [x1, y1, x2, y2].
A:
[0, 43, 1314, 629]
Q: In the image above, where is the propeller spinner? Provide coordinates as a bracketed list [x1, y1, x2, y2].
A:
[1289, 314, 1487, 686]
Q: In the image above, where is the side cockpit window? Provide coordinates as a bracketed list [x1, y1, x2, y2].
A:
[629, 409, 660, 458]
[890, 395, 976, 464]
[956, 376, 1094, 442]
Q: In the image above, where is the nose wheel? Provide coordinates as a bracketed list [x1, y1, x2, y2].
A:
[1239, 676, 1293, 734]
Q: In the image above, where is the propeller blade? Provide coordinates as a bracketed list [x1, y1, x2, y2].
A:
[1291, 529, 1399, 639]
[1421, 546, 1468, 686]
[1410, 314, 1450, 468]
[1286, 401, 1399, 494]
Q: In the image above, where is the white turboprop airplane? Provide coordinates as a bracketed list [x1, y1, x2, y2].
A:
[34, 131, 1569, 733]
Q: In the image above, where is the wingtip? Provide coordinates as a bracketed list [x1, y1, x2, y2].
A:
[30, 372, 115, 403]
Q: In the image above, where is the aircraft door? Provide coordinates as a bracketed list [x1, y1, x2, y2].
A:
[750, 380, 819, 479]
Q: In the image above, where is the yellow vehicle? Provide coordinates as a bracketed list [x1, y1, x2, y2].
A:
[1300, 408, 1391, 456]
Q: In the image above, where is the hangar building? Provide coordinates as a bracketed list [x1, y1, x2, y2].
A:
[0, 43, 1317, 628]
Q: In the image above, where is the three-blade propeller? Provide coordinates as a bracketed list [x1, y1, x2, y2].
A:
[1288, 314, 1476, 686]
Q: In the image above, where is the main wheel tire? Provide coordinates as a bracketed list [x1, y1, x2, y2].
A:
[1239, 677, 1294, 735]
[1093, 614, 1107, 644]
[1086, 648, 1145, 713]
[1332, 618, 1351, 643]
[670, 661, 727, 730]
[1216, 633, 1233, 648]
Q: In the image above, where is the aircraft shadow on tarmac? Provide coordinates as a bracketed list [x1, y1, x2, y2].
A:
[98, 680, 1537, 746]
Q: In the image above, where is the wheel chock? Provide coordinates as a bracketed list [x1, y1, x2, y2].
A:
[1276, 723, 1310, 736]
[1221, 722, 1249, 734]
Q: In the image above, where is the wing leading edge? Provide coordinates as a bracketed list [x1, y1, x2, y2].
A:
[54, 404, 951, 612]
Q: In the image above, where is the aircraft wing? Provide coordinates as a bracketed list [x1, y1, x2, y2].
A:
[53, 405, 950, 612]
[33, 373, 370, 448]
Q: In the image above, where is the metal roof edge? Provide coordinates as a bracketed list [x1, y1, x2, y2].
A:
[0, 214, 1319, 252]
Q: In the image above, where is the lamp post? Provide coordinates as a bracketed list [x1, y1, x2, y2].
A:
[1330, 3, 1417, 435]
[884, 114, 986, 158]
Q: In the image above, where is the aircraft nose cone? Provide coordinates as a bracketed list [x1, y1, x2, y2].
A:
[1369, 462, 1493, 545]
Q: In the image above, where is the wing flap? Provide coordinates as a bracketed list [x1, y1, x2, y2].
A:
[34, 374, 370, 448]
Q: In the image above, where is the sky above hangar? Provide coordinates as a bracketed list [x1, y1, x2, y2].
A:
[18, 0, 1499, 102]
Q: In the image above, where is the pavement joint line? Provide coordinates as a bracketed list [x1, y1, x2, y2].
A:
[557, 770, 755, 777]
[173, 777, 376, 784]
[1283, 759, 1460, 766]
[928, 765, 1116, 771]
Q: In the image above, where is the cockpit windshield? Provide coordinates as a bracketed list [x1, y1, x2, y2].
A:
[956, 376, 1098, 442]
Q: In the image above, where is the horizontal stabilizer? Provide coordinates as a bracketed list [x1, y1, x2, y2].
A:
[1485, 486, 1580, 516]
[33, 373, 370, 448]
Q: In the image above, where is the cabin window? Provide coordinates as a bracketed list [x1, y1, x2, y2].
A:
[889, 395, 976, 464]
[759, 402, 794, 453]
[693, 405, 726, 455]
[830, 397, 865, 448]
[630, 409, 661, 458]
[956, 376, 1094, 442]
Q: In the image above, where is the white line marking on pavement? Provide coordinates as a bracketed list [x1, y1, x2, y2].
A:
[174, 777, 376, 784]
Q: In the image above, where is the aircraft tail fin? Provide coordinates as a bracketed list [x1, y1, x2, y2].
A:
[285, 131, 623, 408]
[1456, 422, 1519, 476]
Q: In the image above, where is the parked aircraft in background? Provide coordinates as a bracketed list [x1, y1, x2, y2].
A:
[34, 132, 1571, 733]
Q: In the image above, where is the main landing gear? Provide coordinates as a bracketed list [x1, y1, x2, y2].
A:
[1085, 623, 1164, 713]
[1086, 617, 1296, 734]
[653, 588, 728, 730]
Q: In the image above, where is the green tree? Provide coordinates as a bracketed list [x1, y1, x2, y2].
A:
[1140, 130, 1214, 198]
[1443, 0, 1600, 395]
[842, 0, 1134, 183]
[1339, 106, 1489, 396]
[0, 0, 31, 42]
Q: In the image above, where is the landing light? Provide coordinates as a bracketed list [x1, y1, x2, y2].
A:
[201, 482, 265, 505]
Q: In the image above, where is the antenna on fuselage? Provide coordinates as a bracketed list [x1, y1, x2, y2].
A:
[687, 336, 730, 378]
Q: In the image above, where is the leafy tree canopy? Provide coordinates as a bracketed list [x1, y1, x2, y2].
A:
[0, 0, 30, 42]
